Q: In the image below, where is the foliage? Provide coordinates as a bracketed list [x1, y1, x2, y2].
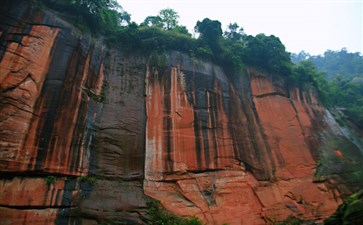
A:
[158, 8, 180, 30]
[242, 34, 292, 76]
[84, 84, 107, 103]
[291, 51, 311, 64]
[328, 76, 363, 127]
[146, 200, 203, 225]
[136, 26, 195, 53]
[274, 215, 304, 225]
[141, 8, 186, 33]
[45, 176, 56, 186]
[304, 49, 363, 80]
[195, 18, 223, 55]
[293, 49, 363, 127]
[148, 51, 167, 67]
[36, 0, 130, 35]
[290, 60, 330, 104]
[36, 1, 341, 109]
[324, 189, 363, 225]
[142, 16, 163, 28]
[224, 23, 245, 41]
[79, 175, 98, 185]
[100, 80, 109, 103]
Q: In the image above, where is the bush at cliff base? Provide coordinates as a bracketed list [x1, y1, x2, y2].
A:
[146, 200, 203, 225]
[324, 189, 363, 225]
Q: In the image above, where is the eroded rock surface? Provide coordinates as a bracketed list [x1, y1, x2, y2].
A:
[1, 2, 363, 225]
[144, 61, 343, 225]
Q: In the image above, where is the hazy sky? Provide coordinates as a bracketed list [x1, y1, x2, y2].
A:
[118, 0, 363, 55]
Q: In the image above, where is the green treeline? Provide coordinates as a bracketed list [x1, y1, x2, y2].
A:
[37, 0, 131, 34]
[36, 0, 362, 127]
[292, 50, 363, 128]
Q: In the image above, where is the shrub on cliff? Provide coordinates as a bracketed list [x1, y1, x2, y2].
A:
[36, 0, 130, 35]
[324, 189, 363, 225]
[34, 0, 334, 107]
[242, 33, 292, 77]
[292, 49, 363, 127]
[146, 200, 203, 225]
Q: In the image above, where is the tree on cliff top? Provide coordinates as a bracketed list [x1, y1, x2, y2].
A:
[242, 33, 292, 76]
[195, 18, 223, 55]
[224, 22, 245, 41]
[141, 8, 188, 33]
[37, 0, 130, 34]
[159, 8, 179, 30]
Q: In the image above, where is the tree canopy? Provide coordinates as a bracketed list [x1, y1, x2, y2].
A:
[158, 8, 179, 30]
[36, 1, 363, 127]
[140, 8, 188, 33]
[242, 34, 292, 76]
[292, 49, 363, 80]
[194, 18, 223, 55]
[37, 0, 130, 34]
[292, 49, 363, 127]
[224, 23, 245, 41]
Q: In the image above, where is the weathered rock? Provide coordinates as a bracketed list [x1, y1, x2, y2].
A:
[1, 2, 363, 225]
[0, 2, 146, 224]
[0, 3, 104, 176]
[144, 60, 344, 224]
[0, 207, 58, 225]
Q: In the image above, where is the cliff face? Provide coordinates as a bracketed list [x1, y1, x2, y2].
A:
[143, 60, 342, 225]
[1, 3, 363, 225]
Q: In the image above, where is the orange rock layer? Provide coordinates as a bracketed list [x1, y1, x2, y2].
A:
[0, 4, 107, 224]
[0, 13, 105, 176]
[1, 3, 362, 225]
[144, 66, 341, 224]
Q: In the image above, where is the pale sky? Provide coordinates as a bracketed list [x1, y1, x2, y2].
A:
[118, 0, 363, 55]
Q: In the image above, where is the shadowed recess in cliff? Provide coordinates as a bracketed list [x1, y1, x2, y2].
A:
[89, 52, 146, 179]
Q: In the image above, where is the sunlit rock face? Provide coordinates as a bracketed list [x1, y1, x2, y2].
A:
[144, 58, 342, 225]
[0, 3, 146, 225]
[1, 2, 363, 225]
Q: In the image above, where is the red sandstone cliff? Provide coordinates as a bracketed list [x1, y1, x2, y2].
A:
[1, 2, 363, 225]
[143, 63, 344, 225]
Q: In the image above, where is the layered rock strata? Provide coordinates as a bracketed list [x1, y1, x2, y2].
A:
[1, 2, 363, 225]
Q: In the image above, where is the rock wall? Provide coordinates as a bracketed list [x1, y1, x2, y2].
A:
[0, 3, 147, 225]
[143, 59, 343, 225]
[1, 2, 363, 225]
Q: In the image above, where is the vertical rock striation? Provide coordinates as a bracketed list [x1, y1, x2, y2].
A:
[143, 55, 351, 224]
[1, 2, 363, 225]
[0, 3, 146, 224]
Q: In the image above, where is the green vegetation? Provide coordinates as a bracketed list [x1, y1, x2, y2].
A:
[148, 51, 167, 67]
[324, 189, 363, 225]
[290, 60, 330, 104]
[45, 176, 56, 186]
[146, 200, 203, 225]
[273, 215, 304, 225]
[224, 23, 245, 41]
[100, 80, 109, 103]
[84, 80, 108, 103]
[36, 0, 130, 35]
[328, 75, 363, 128]
[36, 0, 362, 123]
[292, 49, 363, 80]
[79, 175, 98, 185]
[292, 49, 363, 128]
[141, 8, 184, 31]
[242, 34, 292, 76]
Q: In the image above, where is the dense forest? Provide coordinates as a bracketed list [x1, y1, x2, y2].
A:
[37, 0, 362, 128]
[292, 50, 363, 128]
